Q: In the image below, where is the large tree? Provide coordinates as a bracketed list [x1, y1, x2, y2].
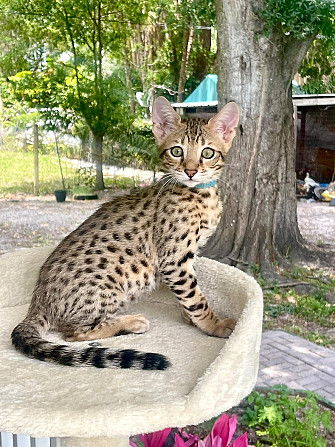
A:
[122, 0, 217, 106]
[1, 0, 147, 190]
[203, 0, 335, 278]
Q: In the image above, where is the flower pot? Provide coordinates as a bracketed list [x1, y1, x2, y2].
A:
[54, 190, 67, 203]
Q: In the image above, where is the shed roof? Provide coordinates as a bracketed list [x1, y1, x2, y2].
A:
[171, 75, 335, 109]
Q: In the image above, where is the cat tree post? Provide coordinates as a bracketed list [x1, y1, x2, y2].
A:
[0, 247, 263, 445]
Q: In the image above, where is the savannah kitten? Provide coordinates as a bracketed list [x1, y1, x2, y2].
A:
[12, 97, 240, 370]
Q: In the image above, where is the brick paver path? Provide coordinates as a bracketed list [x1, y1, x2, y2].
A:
[257, 331, 335, 403]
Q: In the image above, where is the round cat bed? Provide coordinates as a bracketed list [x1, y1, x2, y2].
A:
[0, 247, 263, 447]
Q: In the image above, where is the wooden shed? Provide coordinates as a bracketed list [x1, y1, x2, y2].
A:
[293, 94, 335, 184]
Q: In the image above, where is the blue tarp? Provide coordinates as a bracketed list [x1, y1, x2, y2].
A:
[184, 74, 218, 103]
[183, 75, 305, 103]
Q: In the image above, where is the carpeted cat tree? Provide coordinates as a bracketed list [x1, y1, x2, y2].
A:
[0, 247, 263, 447]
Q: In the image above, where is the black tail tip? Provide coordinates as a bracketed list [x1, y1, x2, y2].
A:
[143, 353, 171, 370]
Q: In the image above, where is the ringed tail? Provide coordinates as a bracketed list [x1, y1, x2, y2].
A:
[11, 321, 170, 370]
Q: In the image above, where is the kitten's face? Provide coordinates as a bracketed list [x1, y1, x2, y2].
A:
[152, 97, 240, 187]
[159, 120, 227, 187]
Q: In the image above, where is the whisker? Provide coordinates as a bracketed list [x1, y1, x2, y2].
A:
[171, 178, 178, 193]
[157, 175, 176, 197]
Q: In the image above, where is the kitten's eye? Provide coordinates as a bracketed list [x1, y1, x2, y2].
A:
[170, 146, 183, 157]
[201, 147, 215, 159]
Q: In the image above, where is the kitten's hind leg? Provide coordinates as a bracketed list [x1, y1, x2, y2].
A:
[62, 314, 150, 342]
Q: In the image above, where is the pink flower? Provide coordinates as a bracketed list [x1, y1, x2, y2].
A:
[173, 414, 251, 447]
[211, 414, 237, 446]
[175, 432, 199, 447]
[230, 433, 250, 447]
[130, 428, 172, 447]
[130, 414, 253, 447]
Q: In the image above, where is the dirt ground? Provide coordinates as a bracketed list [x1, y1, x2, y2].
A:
[0, 195, 334, 271]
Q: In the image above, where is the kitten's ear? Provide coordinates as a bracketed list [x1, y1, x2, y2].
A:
[207, 102, 240, 144]
[152, 96, 181, 144]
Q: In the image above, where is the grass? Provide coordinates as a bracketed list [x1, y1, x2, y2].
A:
[0, 151, 142, 196]
[104, 175, 141, 190]
[0, 151, 77, 195]
[256, 265, 335, 347]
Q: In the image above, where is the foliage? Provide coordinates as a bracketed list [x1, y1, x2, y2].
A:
[261, 0, 335, 94]
[107, 124, 160, 172]
[250, 265, 267, 288]
[254, 263, 335, 346]
[243, 386, 332, 447]
[299, 36, 335, 93]
[282, 266, 335, 300]
[73, 166, 96, 191]
[264, 291, 335, 326]
[0, 0, 225, 194]
[262, 0, 335, 39]
[295, 295, 334, 325]
[104, 175, 141, 190]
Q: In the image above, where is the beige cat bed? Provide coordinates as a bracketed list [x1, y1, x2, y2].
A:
[0, 247, 263, 447]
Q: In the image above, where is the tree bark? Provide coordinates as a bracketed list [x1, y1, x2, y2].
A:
[123, 49, 136, 114]
[194, 24, 212, 81]
[0, 94, 3, 147]
[177, 26, 194, 102]
[23, 131, 28, 152]
[33, 124, 39, 196]
[203, 0, 315, 277]
[92, 133, 105, 190]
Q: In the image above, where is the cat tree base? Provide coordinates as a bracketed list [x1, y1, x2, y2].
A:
[0, 247, 263, 443]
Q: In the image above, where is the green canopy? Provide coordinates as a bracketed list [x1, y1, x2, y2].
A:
[184, 75, 218, 103]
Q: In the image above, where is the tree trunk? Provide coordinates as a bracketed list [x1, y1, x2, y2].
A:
[33, 124, 39, 196]
[0, 94, 3, 147]
[123, 49, 136, 114]
[194, 24, 212, 81]
[92, 133, 105, 190]
[23, 131, 28, 152]
[177, 26, 194, 102]
[203, 0, 315, 277]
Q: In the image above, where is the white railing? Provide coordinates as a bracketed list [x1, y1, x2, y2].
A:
[0, 433, 59, 447]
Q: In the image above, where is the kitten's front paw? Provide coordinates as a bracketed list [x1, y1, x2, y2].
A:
[181, 309, 194, 325]
[212, 318, 236, 338]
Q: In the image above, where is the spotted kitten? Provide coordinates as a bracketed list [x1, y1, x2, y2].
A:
[11, 97, 240, 370]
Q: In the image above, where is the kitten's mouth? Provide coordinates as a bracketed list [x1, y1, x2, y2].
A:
[182, 178, 205, 187]
[182, 178, 198, 185]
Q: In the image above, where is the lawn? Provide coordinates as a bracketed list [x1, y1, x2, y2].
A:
[259, 266, 335, 348]
[0, 151, 140, 196]
[0, 151, 77, 195]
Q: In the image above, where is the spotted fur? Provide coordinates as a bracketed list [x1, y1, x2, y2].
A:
[11, 97, 240, 370]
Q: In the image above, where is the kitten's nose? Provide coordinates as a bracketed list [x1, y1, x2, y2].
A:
[184, 169, 198, 179]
